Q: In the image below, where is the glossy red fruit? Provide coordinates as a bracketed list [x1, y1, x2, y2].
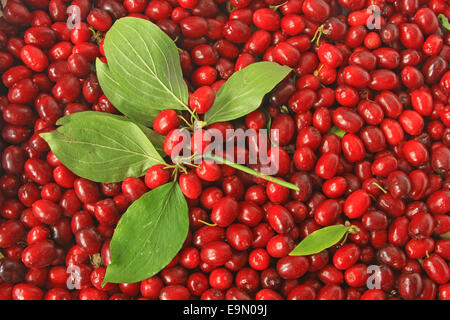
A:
[302, 0, 330, 22]
[208, 196, 238, 227]
[344, 190, 371, 219]
[317, 284, 344, 300]
[223, 20, 251, 43]
[76, 227, 103, 254]
[342, 65, 371, 89]
[154, 110, 180, 135]
[252, 8, 280, 31]
[267, 205, 294, 234]
[403, 140, 429, 166]
[87, 9, 113, 31]
[266, 181, 289, 205]
[178, 171, 202, 200]
[145, 164, 170, 189]
[196, 160, 221, 182]
[314, 199, 340, 226]
[20, 45, 48, 72]
[411, 90, 433, 116]
[32, 200, 62, 226]
[333, 243, 361, 271]
[400, 23, 424, 49]
[273, 42, 300, 67]
[318, 44, 343, 69]
[315, 152, 339, 179]
[189, 86, 215, 114]
[276, 256, 309, 279]
[51, 73, 81, 104]
[200, 241, 232, 267]
[21, 240, 56, 268]
[12, 284, 43, 300]
[423, 254, 450, 284]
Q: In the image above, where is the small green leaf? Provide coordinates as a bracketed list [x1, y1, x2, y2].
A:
[438, 14, 450, 31]
[441, 231, 450, 240]
[103, 182, 189, 284]
[41, 111, 166, 183]
[289, 225, 349, 256]
[97, 17, 188, 126]
[204, 62, 292, 124]
[328, 126, 346, 138]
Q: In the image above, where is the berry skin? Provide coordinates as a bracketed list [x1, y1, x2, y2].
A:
[273, 42, 300, 67]
[32, 200, 62, 225]
[164, 128, 189, 158]
[200, 241, 232, 267]
[189, 86, 215, 114]
[333, 244, 361, 270]
[423, 254, 450, 284]
[252, 9, 280, 32]
[211, 197, 239, 227]
[20, 45, 48, 72]
[154, 110, 180, 135]
[344, 190, 371, 219]
[223, 20, 251, 43]
[267, 205, 294, 234]
[12, 284, 44, 300]
[178, 171, 202, 200]
[87, 9, 113, 31]
[145, 165, 170, 189]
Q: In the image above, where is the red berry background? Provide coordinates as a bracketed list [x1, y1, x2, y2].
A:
[0, 0, 449, 301]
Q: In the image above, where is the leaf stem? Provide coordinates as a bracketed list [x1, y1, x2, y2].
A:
[205, 153, 300, 191]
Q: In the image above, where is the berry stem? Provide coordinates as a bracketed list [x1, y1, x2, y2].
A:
[372, 181, 388, 194]
[311, 25, 325, 46]
[269, 1, 288, 11]
[205, 153, 300, 191]
[198, 219, 217, 227]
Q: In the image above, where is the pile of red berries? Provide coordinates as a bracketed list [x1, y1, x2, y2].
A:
[0, 0, 449, 300]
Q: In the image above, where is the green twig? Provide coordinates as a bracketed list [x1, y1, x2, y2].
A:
[205, 153, 299, 191]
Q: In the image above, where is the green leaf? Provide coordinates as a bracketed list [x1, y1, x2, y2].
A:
[103, 182, 189, 284]
[97, 17, 188, 126]
[57, 111, 166, 158]
[40, 111, 166, 183]
[204, 62, 292, 124]
[289, 225, 349, 256]
[438, 14, 450, 31]
[328, 126, 346, 138]
[141, 126, 165, 156]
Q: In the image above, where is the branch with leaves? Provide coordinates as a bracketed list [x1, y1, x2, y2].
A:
[41, 17, 301, 284]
